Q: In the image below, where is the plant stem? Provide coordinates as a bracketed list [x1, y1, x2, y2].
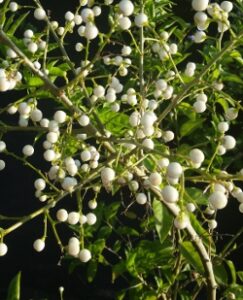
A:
[148, 185, 217, 300]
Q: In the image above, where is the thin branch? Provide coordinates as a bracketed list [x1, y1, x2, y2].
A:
[157, 30, 243, 124]
[148, 185, 217, 300]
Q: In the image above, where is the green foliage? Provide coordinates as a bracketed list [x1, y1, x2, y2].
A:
[7, 272, 21, 300]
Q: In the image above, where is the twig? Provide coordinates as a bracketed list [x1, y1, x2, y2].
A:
[148, 185, 217, 300]
[157, 30, 243, 124]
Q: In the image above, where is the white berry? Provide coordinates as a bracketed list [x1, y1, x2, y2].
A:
[192, 0, 209, 11]
[86, 213, 97, 225]
[149, 172, 162, 186]
[68, 212, 80, 225]
[222, 135, 236, 150]
[136, 193, 147, 205]
[79, 248, 92, 262]
[174, 213, 189, 229]
[209, 191, 228, 210]
[167, 162, 183, 179]
[189, 148, 205, 164]
[220, 1, 233, 12]
[119, 0, 134, 16]
[54, 110, 67, 123]
[161, 185, 179, 203]
[33, 239, 45, 252]
[34, 178, 46, 190]
[34, 8, 46, 20]
[56, 209, 68, 222]
[22, 145, 34, 156]
[135, 13, 148, 27]
[0, 243, 8, 256]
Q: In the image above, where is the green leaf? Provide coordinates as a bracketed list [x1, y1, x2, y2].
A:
[143, 291, 157, 300]
[180, 241, 204, 274]
[216, 98, 229, 112]
[184, 187, 208, 205]
[91, 239, 106, 256]
[7, 272, 21, 300]
[7, 12, 30, 35]
[97, 107, 129, 136]
[27, 77, 45, 87]
[47, 66, 67, 77]
[226, 260, 237, 284]
[126, 240, 173, 276]
[222, 74, 243, 85]
[237, 271, 243, 282]
[214, 263, 228, 286]
[126, 253, 138, 277]
[104, 202, 120, 221]
[152, 199, 173, 244]
[112, 261, 126, 282]
[180, 119, 205, 137]
[87, 261, 98, 283]
[116, 226, 140, 237]
[98, 226, 112, 239]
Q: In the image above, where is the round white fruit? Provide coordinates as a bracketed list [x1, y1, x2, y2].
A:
[54, 110, 67, 123]
[174, 213, 189, 229]
[222, 135, 236, 150]
[192, 0, 209, 11]
[68, 212, 80, 225]
[101, 167, 115, 182]
[149, 172, 162, 186]
[218, 121, 229, 133]
[34, 8, 46, 20]
[34, 178, 46, 190]
[56, 209, 68, 222]
[134, 13, 148, 27]
[161, 185, 179, 203]
[68, 238, 80, 256]
[119, 0, 134, 16]
[193, 101, 206, 113]
[86, 213, 97, 225]
[33, 239, 45, 252]
[22, 145, 34, 156]
[220, 1, 233, 12]
[189, 148, 205, 164]
[167, 162, 183, 178]
[135, 193, 147, 205]
[208, 219, 217, 229]
[79, 248, 92, 262]
[208, 191, 228, 210]
[0, 243, 8, 256]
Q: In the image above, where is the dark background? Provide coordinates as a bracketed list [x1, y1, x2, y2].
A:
[0, 1, 242, 299]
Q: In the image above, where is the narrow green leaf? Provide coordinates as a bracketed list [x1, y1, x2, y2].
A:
[180, 241, 204, 274]
[216, 98, 229, 112]
[116, 226, 140, 237]
[87, 261, 98, 283]
[8, 12, 29, 35]
[48, 66, 67, 77]
[184, 187, 208, 205]
[152, 199, 173, 244]
[180, 119, 205, 137]
[27, 77, 45, 87]
[104, 202, 120, 221]
[237, 271, 243, 282]
[214, 263, 228, 286]
[7, 272, 21, 300]
[226, 260, 237, 284]
[91, 239, 106, 256]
